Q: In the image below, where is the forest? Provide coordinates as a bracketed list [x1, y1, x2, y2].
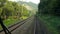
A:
[37, 0, 60, 34]
[0, 0, 33, 30]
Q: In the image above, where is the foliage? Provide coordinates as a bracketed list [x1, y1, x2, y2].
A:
[38, 0, 60, 16]
[37, 0, 60, 34]
[0, 0, 7, 7]
[0, 0, 33, 30]
[0, 1, 31, 20]
[38, 15, 60, 34]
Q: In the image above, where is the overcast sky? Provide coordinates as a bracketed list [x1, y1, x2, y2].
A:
[9, 0, 40, 4]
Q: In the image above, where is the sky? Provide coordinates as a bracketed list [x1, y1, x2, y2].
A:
[9, 0, 40, 4]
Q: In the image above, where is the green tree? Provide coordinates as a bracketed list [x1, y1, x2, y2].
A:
[38, 0, 60, 16]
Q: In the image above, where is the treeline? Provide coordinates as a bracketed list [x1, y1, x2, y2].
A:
[38, 0, 60, 34]
[0, 0, 30, 20]
[38, 0, 60, 16]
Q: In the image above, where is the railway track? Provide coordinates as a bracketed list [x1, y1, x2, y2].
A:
[0, 16, 49, 34]
[34, 17, 49, 34]
[0, 16, 34, 34]
[34, 17, 41, 34]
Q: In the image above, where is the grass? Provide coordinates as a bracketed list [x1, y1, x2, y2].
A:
[20, 16, 28, 19]
[0, 17, 19, 30]
[38, 15, 60, 34]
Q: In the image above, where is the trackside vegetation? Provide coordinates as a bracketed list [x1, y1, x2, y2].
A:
[37, 0, 60, 34]
[0, 0, 33, 30]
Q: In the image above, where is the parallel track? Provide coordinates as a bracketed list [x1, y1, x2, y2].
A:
[0, 16, 34, 34]
[0, 16, 49, 34]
